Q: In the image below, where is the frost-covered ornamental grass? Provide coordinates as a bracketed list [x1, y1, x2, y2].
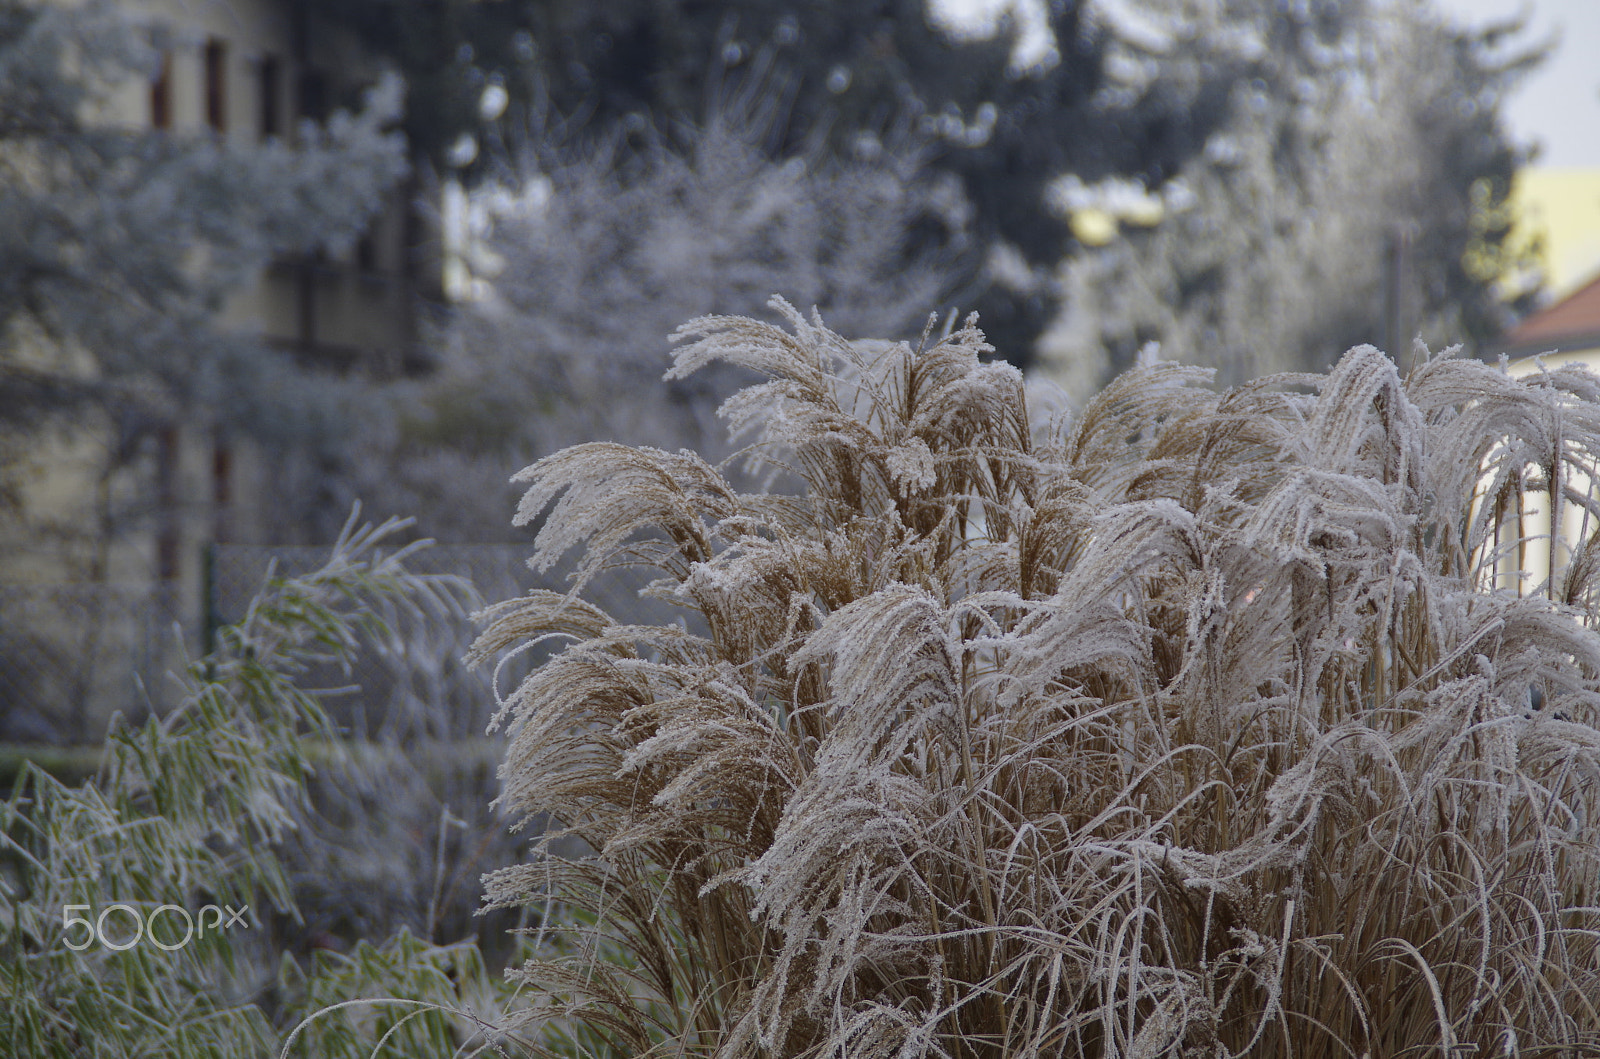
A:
[473, 300, 1600, 1057]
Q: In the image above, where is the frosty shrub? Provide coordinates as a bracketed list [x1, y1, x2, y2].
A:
[362, 93, 974, 544]
[474, 299, 1600, 1057]
[0, 515, 523, 1058]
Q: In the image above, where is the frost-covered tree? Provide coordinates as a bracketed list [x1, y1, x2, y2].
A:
[1038, 0, 1539, 397]
[0, 0, 407, 569]
[301, 0, 1229, 364]
[355, 97, 976, 542]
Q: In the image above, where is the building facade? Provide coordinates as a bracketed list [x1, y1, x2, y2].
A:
[107, 0, 426, 372]
[0, 0, 428, 740]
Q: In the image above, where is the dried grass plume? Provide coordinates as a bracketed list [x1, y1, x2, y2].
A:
[471, 298, 1600, 1057]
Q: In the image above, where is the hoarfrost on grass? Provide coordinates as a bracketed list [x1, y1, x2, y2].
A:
[472, 300, 1600, 1056]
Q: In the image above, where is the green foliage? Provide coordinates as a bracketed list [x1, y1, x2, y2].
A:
[277, 931, 525, 1058]
[0, 514, 518, 1058]
[475, 300, 1600, 1056]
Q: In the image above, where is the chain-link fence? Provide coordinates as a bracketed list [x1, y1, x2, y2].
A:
[2, 540, 682, 745]
[0, 580, 186, 744]
[208, 543, 531, 743]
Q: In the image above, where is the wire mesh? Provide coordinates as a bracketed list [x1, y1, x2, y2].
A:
[0, 580, 185, 744]
[1, 539, 682, 746]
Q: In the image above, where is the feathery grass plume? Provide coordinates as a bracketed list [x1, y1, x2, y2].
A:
[475, 299, 1600, 1057]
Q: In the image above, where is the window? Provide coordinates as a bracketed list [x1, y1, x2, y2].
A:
[258, 54, 281, 138]
[150, 54, 171, 129]
[297, 68, 327, 123]
[401, 201, 420, 279]
[204, 38, 227, 133]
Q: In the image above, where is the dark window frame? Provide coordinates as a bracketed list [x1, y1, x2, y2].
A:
[297, 68, 327, 123]
[150, 53, 172, 129]
[258, 53, 281, 139]
[204, 38, 227, 133]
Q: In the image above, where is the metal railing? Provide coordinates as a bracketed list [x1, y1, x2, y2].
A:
[1, 539, 678, 745]
[0, 580, 184, 744]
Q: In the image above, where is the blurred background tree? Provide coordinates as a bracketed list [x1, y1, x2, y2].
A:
[307, 0, 1539, 401]
[304, 0, 1229, 367]
[1037, 0, 1544, 396]
[349, 88, 981, 541]
[0, 0, 407, 576]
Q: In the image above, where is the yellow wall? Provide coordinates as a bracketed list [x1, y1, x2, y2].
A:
[1513, 168, 1600, 299]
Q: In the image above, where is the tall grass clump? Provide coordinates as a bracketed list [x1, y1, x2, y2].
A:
[474, 298, 1600, 1057]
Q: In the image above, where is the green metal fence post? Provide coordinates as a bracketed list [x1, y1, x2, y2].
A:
[202, 541, 219, 659]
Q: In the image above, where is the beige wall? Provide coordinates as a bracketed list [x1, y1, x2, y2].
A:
[9, 0, 417, 583]
[91, 0, 294, 142]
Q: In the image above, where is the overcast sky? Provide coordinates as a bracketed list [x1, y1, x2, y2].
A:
[1433, 0, 1600, 168]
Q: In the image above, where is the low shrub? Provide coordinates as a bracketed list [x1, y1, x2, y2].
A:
[0, 514, 525, 1058]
